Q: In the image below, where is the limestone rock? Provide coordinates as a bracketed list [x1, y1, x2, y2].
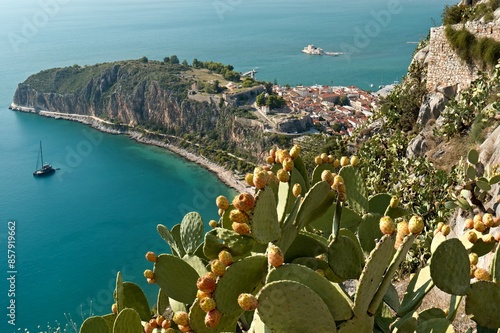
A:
[413, 45, 429, 66]
[417, 92, 448, 126]
[406, 133, 428, 159]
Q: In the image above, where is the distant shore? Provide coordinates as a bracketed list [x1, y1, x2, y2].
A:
[9, 104, 248, 193]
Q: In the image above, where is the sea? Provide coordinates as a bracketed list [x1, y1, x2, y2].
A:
[0, 0, 455, 331]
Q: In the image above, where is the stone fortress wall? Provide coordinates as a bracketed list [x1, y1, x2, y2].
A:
[425, 20, 500, 92]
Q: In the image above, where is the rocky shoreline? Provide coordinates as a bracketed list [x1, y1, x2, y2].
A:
[9, 104, 248, 193]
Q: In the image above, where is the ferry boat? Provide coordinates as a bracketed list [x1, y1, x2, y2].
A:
[301, 44, 342, 56]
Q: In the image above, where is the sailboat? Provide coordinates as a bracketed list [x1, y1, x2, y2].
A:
[33, 141, 56, 177]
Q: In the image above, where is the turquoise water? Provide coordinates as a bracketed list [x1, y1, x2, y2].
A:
[0, 0, 455, 331]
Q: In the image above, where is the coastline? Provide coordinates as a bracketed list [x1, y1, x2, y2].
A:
[9, 103, 248, 193]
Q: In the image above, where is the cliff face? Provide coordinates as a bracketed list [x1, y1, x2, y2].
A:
[12, 62, 225, 135]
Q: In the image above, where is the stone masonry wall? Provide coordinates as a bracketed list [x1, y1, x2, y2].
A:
[426, 21, 500, 92]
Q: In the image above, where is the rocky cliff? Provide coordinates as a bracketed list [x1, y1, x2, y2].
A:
[12, 61, 225, 134]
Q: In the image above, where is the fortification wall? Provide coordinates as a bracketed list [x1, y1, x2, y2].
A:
[426, 21, 500, 91]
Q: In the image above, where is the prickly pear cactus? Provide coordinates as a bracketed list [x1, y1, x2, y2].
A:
[154, 254, 199, 303]
[113, 308, 143, 333]
[80, 316, 109, 333]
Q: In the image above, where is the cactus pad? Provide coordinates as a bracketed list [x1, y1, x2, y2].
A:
[157, 288, 169, 315]
[353, 235, 395, 317]
[180, 212, 204, 255]
[358, 213, 383, 254]
[203, 228, 255, 259]
[328, 234, 364, 281]
[80, 316, 109, 333]
[368, 235, 417, 315]
[468, 149, 479, 165]
[112, 308, 143, 333]
[252, 188, 281, 244]
[285, 232, 328, 262]
[492, 241, 500, 283]
[398, 266, 434, 317]
[311, 163, 335, 185]
[368, 193, 391, 216]
[465, 281, 500, 328]
[339, 165, 369, 214]
[415, 318, 454, 332]
[292, 257, 343, 283]
[122, 282, 151, 321]
[189, 299, 239, 333]
[157, 224, 184, 257]
[214, 255, 267, 315]
[115, 272, 124, 313]
[267, 264, 353, 321]
[430, 239, 470, 296]
[337, 314, 374, 333]
[276, 181, 291, 224]
[154, 254, 199, 304]
[183, 254, 208, 277]
[257, 281, 336, 333]
[295, 181, 335, 229]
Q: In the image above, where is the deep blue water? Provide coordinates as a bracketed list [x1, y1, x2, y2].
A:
[0, 0, 455, 331]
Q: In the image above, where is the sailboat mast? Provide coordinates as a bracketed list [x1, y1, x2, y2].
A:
[40, 141, 44, 165]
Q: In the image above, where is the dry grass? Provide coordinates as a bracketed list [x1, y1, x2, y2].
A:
[427, 135, 470, 172]
[393, 277, 476, 332]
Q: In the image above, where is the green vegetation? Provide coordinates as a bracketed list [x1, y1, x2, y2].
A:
[192, 59, 241, 82]
[255, 91, 286, 109]
[442, 0, 500, 25]
[77, 144, 500, 333]
[438, 62, 500, 137]
[377, 62, 427, 132]
[445, 25, 500, 68]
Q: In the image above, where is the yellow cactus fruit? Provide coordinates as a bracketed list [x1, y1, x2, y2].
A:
[408, 215, 424, 235]
[290, 145, 301, 159]
[144, 269, 154, 279]
[268, 171, 279, 185]
[218, 208, 224, 217]
[204, 309, 221, 328]
[350, 155, 360, 166]
[197, 290, 212, 300]
[467, 230, 478, 244]
[111, 303, 118, 314]
[321, 170, 335, 186]
[178, 324, 192, 332]
[233, 192, 255, 212]
[277, 169, 290, 183]
[389, 196, 399, 208]
[292, 183, 302, 197]
[147, 277, 156, 284]
[145, 251, 157, 263]
[269, 147, 277, 158]
[266, 155, 275, 164]
[483, 213, 494, 228]
[253, 170, 269, 189]
[211, 259, 227, 277]
[238, 293, 259, 311]
[320, 153, 328, 163]
[482, 234, 495, 244]
[379, 216, 396, 235]
[441, 224, 451, 236]
[340, 156, 350, 167]
[397, 220, 410, 236]
[282, 157, 294, 172]
[436, 222, 444, 232]
[209, 220, 218, 228]
[229, 209, 249, 224]
[232, 222, 251, 235]
[267, 243, 284, 267]
[474, 268, 491, 281]
[470, 264, 477, 278]
[315, 156, 323, 165]
[473, 214, 483, 223]
[333, 175, 344, 186]
[474, 220, 487, 233]
[469, 252, 478, 265]
[327, 154, 335, 164]
[216, 195, 230, 210]
[199, 297, 217, 313]
[464, 218, 474, 229]
[156, 315, 165, 327]
[245, 173, 254, 187]
[218, 250, 234, 266]
[333, 159, 341, 168]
